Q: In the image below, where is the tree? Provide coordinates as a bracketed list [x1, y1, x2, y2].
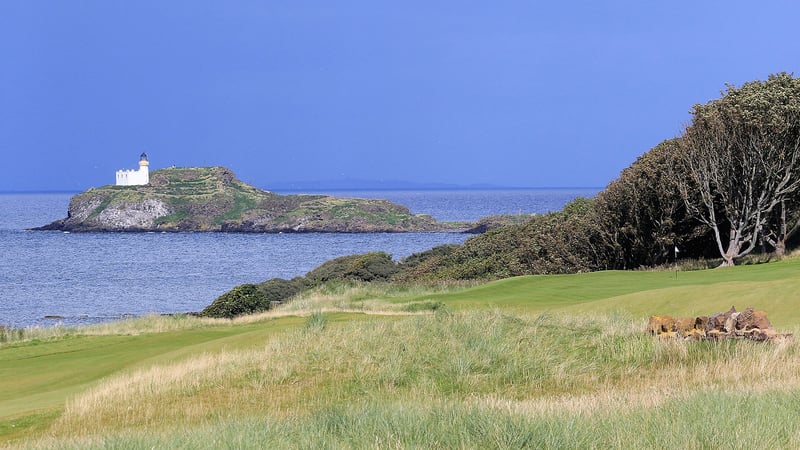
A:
[595, 138, 711, 268]
[676, 73, 800, 265]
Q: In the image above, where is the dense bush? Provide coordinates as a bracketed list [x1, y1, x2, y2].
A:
[393, 244, 461, 281]
[305, 252, 400, 284]
[201, 254, 401, 316]
[201, 284, 270, 318]
[400, 197, 616, 281]
[257, 277, 307, 303]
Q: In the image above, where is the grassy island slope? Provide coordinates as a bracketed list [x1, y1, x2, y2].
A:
[37, 167, 464, 232]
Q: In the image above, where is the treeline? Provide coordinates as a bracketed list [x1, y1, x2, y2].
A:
[412, 73, 800, 277]
[203, 73, 800, 318]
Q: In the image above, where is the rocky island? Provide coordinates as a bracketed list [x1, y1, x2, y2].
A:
[35, 166, 468, 233]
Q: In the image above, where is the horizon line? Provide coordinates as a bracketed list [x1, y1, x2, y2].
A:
[0, 185, 603, 195]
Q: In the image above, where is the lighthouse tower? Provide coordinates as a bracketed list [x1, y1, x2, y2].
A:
[137, 152, 150, 184]
[115, 152, 150, 186]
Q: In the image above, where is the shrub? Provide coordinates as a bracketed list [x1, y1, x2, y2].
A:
[257, 277, 307, 303]
[400, 244, 460, 270]
[201, 284, 270, 318]
[305, 252, 400, 284]
[402, 201, 612, 281]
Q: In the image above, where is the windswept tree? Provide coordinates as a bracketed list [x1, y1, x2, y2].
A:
[676, 73, 800, 265]
[595, 138, 711, 268]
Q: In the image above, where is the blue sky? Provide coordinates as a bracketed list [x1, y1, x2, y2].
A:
[2, 1, 799, 191]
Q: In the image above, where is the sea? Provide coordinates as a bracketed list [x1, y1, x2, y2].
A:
[0, 189, 598, 328]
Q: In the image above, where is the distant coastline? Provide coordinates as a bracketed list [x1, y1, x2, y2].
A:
[256, 179, 602, 192]
[0, 183, 602, 195]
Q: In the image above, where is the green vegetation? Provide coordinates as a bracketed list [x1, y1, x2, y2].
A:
[677, 73, 800, 264]
[202, 253, 400, 319]
[10, 72, 800, 447]
[2, 257, 800, 448]
[305, 252, 400, 284]
[201, 284, 271, 318]
[210, 75, 800, 312]
[361, 72, 800, 281]
[256, 277, 307, 303]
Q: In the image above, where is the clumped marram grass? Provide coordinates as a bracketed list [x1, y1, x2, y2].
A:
[0, 314, 227, 347]
[36, 392, 800, 449]
[278, 280, 477, 314]
[30, 310, 800, 448]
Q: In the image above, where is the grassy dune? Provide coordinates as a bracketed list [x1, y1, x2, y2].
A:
[3, 258, 800, 448]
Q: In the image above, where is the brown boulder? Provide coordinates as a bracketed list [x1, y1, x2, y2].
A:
[736, 308, 772, 331]
[724, 313, 739, 334]
[646, 306, 786, 342]
[706, 306, 737, 334]
[749, 328, 778, 342]
[647, 316, 674, 335]
[685, 328, 706, 340]
[674, 317, 694, 336]
[706, 329, 727, 340]
[753, 311, 773, 330]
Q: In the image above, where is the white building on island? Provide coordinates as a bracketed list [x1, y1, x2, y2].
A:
[116, 153, 150, 186]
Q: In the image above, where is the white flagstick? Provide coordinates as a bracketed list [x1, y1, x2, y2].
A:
[674, 246, 679, 279]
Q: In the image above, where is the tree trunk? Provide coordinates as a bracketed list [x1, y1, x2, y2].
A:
[774, 240, 786, 257]
[720, 227, 741, 266]
[774, 199, 788, 257]
[766, 200, 791, 258]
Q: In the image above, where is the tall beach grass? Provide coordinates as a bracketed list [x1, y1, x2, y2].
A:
[30, 310, 800, 448]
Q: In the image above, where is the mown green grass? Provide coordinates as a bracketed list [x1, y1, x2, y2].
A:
[0, 316, 307, 443]
[3, 257, 800, 447]
[409, 257, 800, 325]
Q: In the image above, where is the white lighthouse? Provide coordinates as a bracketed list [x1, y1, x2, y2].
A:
[115, 153, 150, 186]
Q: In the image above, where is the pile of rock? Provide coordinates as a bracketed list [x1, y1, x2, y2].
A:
[647, 306, 792, 342]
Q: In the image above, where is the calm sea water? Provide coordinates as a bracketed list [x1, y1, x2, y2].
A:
[0, 189, 597, 328]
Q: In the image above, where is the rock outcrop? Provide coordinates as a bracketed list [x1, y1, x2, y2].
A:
[647, 307, 791, 342]
[34, 167, 468, 233]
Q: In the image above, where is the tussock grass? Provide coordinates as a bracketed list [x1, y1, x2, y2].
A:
[29, 391, 800, 449]
[277, 280, 477, 314]
[33, 310, 800, 448]
[0, 324, 75, 346]
[0, 314, 227, 347]
[31, 391, 800, 449]
[79, 314, 224, 335]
